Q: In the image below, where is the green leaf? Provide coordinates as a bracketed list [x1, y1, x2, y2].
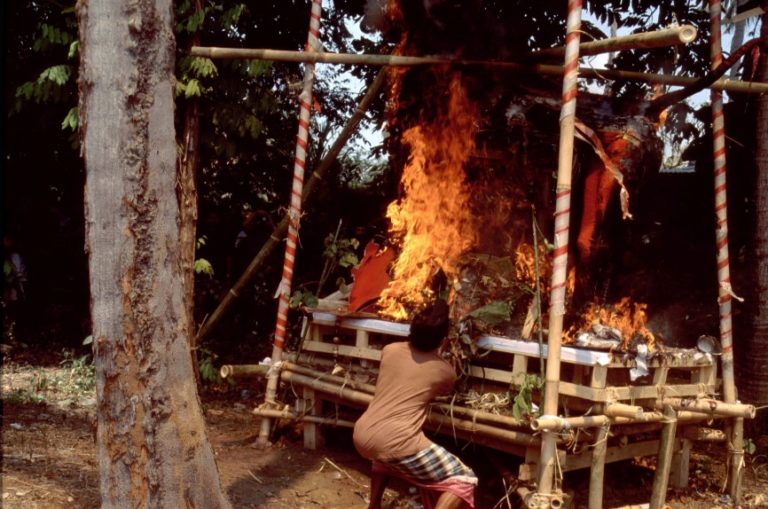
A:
[194, 258, 214, 276]
[468, 301, 511, 326]
[189, 57, 218, 78]
[39, 65, 72, 86]
[245, 60, 271, 78]
[186, 9, 206, 33]
[67, 40, 80, 59]
[184, 79, 201, 98]
[61, 107, 78, 131]
[222, 4, 247, 28]
[338, 252, 359, 268]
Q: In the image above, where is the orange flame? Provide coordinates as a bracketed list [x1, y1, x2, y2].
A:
[566, 297, 656, 349]
[379, 75, 480, 319]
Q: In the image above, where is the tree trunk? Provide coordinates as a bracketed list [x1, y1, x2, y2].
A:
[77, 1, 231, 507]
[742, 13, 768, 431]
[179, 0, 203, 385]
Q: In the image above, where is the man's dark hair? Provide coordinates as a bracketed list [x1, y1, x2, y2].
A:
[409, 299, 450, 352]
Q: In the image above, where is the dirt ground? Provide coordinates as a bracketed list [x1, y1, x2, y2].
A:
[3, 349, 768, 509]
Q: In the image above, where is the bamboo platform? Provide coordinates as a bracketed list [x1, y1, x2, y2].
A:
[225, 310, 753, 487]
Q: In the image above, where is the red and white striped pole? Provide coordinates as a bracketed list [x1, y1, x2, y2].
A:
[537, 0, 583, 498]
[709, 0, 744, 500]
[258, 0, 323, 446]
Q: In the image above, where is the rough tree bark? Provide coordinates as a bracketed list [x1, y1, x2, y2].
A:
[179, 0, 203, 384]
[742, 13, 768, 430]
[77, 1, 232, 507]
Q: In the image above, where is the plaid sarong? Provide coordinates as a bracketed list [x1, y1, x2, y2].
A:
[378, 443, 477, 484]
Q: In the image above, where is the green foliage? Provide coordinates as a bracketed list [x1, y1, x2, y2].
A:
[323, 235, 359, 268]
[60, 351, 96, 392]
[61, 107, 78, 131]
[512, 374, 543, 421]
[198, 348, 235, 386]
[468, 301, 511, 326]
[745, 438, 757, 455]
[194, 258, 215, 276]
[290, 290, 319, 309]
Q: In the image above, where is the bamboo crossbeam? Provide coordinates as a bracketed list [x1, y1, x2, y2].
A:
[220, 364, 269, 378]
[274, 361, 530, 429]
[190, 50, 768, 95]
[605, 402, 644, 419]
[658, 398, 756, 418]
[252, 407, 356, 428]
[192, 25, 696, 65]
[532, 25, 697, 59]
[532, 410, 710, 431]
[279, 369, 539, 448]
[683, 427, 727, 442]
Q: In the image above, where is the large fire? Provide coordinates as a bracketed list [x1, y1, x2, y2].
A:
[378, 75, 481, 320]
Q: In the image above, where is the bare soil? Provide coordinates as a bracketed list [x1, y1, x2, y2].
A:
[3, 349, 768, 509]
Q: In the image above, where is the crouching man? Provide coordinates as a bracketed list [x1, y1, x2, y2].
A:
[353, 300, 477, 509]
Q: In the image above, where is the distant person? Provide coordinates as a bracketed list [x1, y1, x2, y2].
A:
[3, 234, 28, 340]
[353, 300, 477, 509]
[228, 209, 275, 282]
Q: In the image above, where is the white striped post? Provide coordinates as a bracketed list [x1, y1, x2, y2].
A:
[258, 0, 323, 446]
[537, 0, 583, 497]
[709, 0, 744, 500]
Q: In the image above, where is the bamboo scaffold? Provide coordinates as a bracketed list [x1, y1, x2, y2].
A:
[191, 29, 768, 95]
[709, 0, 745, 501]
[536, 0, 583, 503]
[257, 0, 323, 448]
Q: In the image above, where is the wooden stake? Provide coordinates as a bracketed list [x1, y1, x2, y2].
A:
[588, 425, 610, 509]
[649, 405, 677, 509]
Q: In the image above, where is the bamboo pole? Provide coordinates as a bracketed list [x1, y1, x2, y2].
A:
[192, 25, 696, 65]
[537, 0, 583, 498]
[649, 405, 677, 509]
[258, 0, 324, 448]
[279, 369, 540, 448]
[220, 364, 269, 379]
[533, 25, 697, 59]
[588, 425, 610, 509]
[658, 398, 755, 418]
[281, 362, 529, 429]
[709, 2, 745, 502]
[252, 407, 356, 428]
[190, 50, 768, 95]
[605, 402, 644, 419]
[194, 68, 389, 343]
[532, 411, 709, 431]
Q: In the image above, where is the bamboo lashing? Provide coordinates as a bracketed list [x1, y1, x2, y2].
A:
[258, 0, 323, 447]
[709, 0, 746, 502]
[537, 0, 583, 497]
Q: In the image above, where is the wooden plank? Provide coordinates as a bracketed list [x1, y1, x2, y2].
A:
[564, 439, 681, 472]
[669, 437, 692, 488]
[302, 340, 382, 361]
[299, 386, 325, 450]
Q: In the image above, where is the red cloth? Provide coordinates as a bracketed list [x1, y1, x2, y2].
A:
[372, 460, 476, 509]
[348, 241, 395, 312]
